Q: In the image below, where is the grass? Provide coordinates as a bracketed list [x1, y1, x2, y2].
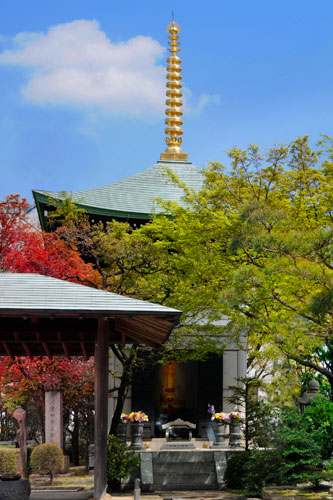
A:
[30, 466, 94, 490]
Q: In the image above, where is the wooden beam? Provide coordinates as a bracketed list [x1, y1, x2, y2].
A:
[94, 318, 109, 500]
[41, 340, 53, 359]
[22, 342, 33, 360]
[57, 332, 70, 359]
[115, 317, 167, 344]
[115, 323, 160, 348]
[133, 315, 174, 331]
[80, 332, 89, 360]
[2, 341, 14, 360]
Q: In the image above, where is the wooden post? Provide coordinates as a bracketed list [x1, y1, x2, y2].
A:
[94, 318, 109, 500]
[12, 408, 28, 477]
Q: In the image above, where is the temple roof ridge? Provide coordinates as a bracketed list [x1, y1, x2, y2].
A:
[32, 160, 204, 224]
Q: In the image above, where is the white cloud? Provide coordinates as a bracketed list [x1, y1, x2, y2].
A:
[0, 20, 165, 116]
[0, 19, 220, 117]
[183, 88, 221, 115]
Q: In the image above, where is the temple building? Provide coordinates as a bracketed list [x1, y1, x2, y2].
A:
[32, 19, 247, 439]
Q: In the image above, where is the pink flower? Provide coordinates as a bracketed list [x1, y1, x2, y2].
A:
[127, 411, 149, 422]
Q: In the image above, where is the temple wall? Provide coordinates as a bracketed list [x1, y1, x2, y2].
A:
[108, 351, 132, 433]
[107, 333, 247, 436]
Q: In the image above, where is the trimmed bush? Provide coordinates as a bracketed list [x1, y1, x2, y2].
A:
[0, 448, 19, 474]
[30, 443, 63, 484]
[106, 435, 140, 492]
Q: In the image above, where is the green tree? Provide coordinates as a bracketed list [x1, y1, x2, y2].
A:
[224, 376, 279, 450]
[136, 136, 333, 399]
[54, 207, 234, 433]
[54, 135, 333, 428]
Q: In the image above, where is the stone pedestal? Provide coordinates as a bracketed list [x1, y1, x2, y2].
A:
[116, 422, 127, 446]
[210, 422, 227, 448]
[229, 423, 242, 447]
[45, 391, 63, 450]
[130, 423, 145, 451]
[0, 478, 31, 500]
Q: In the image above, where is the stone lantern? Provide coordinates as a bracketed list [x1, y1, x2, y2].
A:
[298, 379, 320, 414]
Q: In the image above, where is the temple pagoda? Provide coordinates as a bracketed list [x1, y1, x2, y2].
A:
[32, 18, 246, 438]
[32, 19, 203, 229]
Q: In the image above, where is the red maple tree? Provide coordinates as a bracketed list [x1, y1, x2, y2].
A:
[0, 194, 97, 459]
[0, 356, 94, 424]
[0, 194, 99, 284]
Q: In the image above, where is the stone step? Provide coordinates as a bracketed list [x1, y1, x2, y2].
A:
[153, 462, 215, 473]
[153, 472, 217, 486]
[154, 483, 218, 491]
[154, 451, 215, 463]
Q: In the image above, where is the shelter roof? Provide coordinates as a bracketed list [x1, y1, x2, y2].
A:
[0, 273, 181, 357]
[32, 161, 204, 228]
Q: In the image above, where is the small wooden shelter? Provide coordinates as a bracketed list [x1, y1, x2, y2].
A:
[0, 273, 181, 500]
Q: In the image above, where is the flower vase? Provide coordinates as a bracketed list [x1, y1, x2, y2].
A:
[210, 421, 227, 448]
[229, 423, 242, 448]
[116, 422, 127, 446]
[130, 422, 145, 450]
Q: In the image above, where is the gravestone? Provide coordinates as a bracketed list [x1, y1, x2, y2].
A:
[45, 391, 63, 450]
[88, 444, 94, 470]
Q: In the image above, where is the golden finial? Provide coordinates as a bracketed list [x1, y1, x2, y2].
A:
[160, 16, 188, 162]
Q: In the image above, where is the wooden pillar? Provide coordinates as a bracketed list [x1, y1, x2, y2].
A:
[12, 408, 28, 477]
[94, 318, 109, 500]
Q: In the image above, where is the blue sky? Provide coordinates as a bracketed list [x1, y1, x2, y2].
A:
[1, 0, 332, 203]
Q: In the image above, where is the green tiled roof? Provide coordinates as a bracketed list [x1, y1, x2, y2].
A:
[32, 160, 204, 225]
[0, 273, 181, 355]
[0, 273, 181, 317]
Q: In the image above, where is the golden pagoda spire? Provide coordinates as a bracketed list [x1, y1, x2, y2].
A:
[160, 16, 188, 162]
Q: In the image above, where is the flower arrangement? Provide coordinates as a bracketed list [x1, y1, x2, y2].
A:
[228, 411, 243, 424]
[207, 404, 215, 415]
[208, 404, 243, 424]
[121, 411, 149, 423]
[208, 404, 230, 423]
[212, 412, 230, 423]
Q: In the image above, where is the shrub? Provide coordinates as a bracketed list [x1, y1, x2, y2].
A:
[243, 449, 285, 494]
[278, 408, 323, 486]
[30, 443, 63, 484]
[224, 451, 250, 489]
[321, 459, 333, 483]
[0, 448, 19, 473]
[225, 449, 284, 494]
[225, 399, 333, 495]
[301, 397, 333, 459]
[106, 435, 140, 492]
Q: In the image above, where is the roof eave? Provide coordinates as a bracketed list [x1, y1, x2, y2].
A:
[32, 190, 161, 229]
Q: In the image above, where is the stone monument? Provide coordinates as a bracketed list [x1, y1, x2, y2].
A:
[45, 391, 63, 449]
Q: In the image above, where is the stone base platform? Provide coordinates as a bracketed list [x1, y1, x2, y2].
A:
[122, 449, 244, 492]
